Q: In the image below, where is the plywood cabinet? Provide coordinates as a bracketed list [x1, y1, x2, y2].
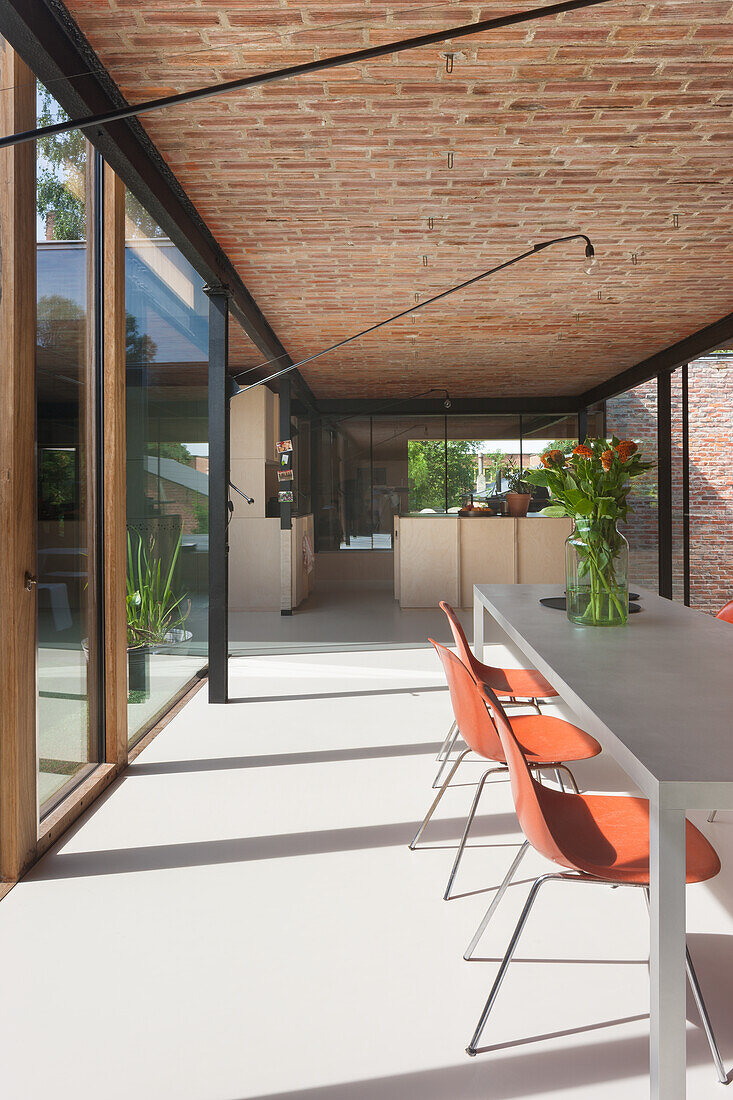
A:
[394, 516, 572, 608]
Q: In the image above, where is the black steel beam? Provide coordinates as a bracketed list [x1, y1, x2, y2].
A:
[580, 312, 733, 407]
[0, 0, 316, 412]
[657, 370, 673, 600]
[316, 397, 582, 417]
[3, 0, 620, 149]
[682, 364, 690, 606]
[207, 286, 230, 703]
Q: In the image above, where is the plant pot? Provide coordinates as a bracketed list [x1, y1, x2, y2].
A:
[566, 519, 629, 627]
[506, 492, 531, 517]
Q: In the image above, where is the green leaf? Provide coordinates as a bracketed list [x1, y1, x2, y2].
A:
[573, 498, 594, 517]
[541, 505, 568, 517]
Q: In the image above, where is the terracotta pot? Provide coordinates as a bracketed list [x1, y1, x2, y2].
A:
[506, 492, 531, 517]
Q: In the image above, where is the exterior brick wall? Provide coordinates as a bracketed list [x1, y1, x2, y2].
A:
[606, 355, 733, 615]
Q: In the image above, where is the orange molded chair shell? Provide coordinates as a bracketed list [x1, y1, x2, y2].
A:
[482, 681, 720, 886]
[716, 599, 733, 624]
[439, 601, 557, 700]
[430, 640, 601, 767]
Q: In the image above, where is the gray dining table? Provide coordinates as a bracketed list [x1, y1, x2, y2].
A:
[473, 582, 733, 1100]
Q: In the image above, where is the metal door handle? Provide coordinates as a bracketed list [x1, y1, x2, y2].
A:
[24, 571, 37, 591]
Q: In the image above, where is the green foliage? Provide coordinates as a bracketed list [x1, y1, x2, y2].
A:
[36, 85, 87, 240]
[38, 448, 77, 520]
[523, 437, 654, 524]
[408, 439, 480, 510]
[147, 442, 195, 465]
[505, 460, 532, 495]
[192, 498, 209, 534]
[126, 530, 190, 649]
[126, 313, 157, 366]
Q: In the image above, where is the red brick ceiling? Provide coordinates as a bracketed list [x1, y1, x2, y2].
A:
[66, 1, 733, 399]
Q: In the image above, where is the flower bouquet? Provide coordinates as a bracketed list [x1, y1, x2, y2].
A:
[523, 439, 653, 626]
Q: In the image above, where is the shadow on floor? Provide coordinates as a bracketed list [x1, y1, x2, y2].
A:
[128, 741, 446, 776]
[227, 1022, 723, 1100]
[227, 684, 448, 705]
[31, 813, 520, 880]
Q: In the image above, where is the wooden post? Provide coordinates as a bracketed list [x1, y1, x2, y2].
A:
[103, 164, 128, 767]
[0, 44, 38, 881]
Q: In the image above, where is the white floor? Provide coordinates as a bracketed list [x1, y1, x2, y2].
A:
[1, 634, 732, 1098]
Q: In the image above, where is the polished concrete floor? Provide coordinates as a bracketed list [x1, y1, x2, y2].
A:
[1, 626, 732, 1098]
[229, 579, 467, 654]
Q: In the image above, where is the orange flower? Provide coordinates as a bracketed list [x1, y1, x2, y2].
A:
[601, 449, 614, 471]
[572, 444, 593, 460]
[615, 440, 638, 462]
[541, 449, 565, 468]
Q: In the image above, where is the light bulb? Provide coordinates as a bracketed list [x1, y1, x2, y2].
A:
[584, 254, 599, 275]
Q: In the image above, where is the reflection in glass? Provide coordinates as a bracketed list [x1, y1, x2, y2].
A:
[124, 189, 209, 744]
[35, 83, 100, 809]
[606, 381, 659, 590]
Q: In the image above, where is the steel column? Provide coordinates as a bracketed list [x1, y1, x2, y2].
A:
[682, 365, 690, 606]
[206, 285, 230, 703]
[578, 407, 588, 443]
[657, 370, 673, 600]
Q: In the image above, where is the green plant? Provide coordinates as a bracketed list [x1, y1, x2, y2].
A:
[505, 461, 532, 495]
[126, 530, 190, 649]
[407, 439, 481, 510]
[524, 439, 654, 623]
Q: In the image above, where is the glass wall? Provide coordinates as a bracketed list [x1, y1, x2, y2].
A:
[606, 379, 659, 591]
[35, 83, 101, 810]
[124, 190, 209, 744]
[313, 411, 583, 550]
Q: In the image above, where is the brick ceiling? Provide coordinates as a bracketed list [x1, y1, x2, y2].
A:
[66, 1, 733, 399]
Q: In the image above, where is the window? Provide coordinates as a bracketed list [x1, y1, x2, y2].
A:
[35, 83, 102, 810]
[124, 190, 209, 744]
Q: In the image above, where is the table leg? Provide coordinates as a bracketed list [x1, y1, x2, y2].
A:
[473, 594, 485, 663]
[649, 801, 687, 1099]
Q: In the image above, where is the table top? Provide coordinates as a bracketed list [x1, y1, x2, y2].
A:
[475, 584, 733, 805]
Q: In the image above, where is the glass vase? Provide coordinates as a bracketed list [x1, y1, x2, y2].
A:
[566, 518, 629, 627]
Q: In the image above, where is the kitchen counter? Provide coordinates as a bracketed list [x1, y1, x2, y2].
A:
[393, 514, 572, 608]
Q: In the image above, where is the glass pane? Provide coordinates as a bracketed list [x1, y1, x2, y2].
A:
[36, 83, 99, 809]
[372, 417, 438, 539]
[125, 189, 209, 744]
[688, 354, 733, 613]
[671, 368, 685, 602]
[605, 380, 659, 591]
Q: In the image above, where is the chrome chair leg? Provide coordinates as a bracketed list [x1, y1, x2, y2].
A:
[409, 748, 471, 850]
[643, 888, 728, 1085]
[436, 719, 457, 762]
[467, 872, 560, 1055]
[444, 766, 507, 900]
[433, 726, 462, 789]
[464, 841, 531, 960]
[553, 767, 566, 793]
[554, 763, 580, 794]
[708, 810, 718, 823]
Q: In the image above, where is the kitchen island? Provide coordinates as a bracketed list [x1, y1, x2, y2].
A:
[393, 513, 572, 608]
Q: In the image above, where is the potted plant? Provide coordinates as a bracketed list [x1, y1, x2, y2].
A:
[126, 530, 191, 693]
[504, 462, 533, 517]
[523, 439, 653, 627]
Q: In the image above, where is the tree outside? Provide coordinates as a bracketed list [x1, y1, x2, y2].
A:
[408, 439, 481, 511]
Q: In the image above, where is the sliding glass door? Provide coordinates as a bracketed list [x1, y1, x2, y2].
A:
[35, 83, 102, 810]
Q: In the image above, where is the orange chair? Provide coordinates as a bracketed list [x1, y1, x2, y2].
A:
[716, 598, 733, 624]
[708, 599, 733, 822]
[463, 682, 726, 1082]
[410, 640, 601, 900]
[434, 602, 559, 787]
